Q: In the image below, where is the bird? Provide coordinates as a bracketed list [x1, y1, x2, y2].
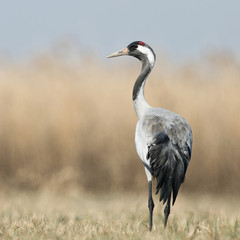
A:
[107, 41, 192, 230]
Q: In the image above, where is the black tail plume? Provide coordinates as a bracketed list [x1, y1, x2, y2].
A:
[147, 132, 189, 224]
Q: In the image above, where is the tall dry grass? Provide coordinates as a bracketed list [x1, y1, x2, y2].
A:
[0, 48, 240, 193]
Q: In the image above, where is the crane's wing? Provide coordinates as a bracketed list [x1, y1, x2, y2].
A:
[143, 113, 192, 205]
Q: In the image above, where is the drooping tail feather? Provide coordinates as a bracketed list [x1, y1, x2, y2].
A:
[147, 132, 189, 206]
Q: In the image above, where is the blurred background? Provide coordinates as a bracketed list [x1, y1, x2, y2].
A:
[0, 0, 240, 195]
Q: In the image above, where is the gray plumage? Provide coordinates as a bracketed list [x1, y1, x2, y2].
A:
[108, 41, 193, 230]
[143, 110, 192, 204]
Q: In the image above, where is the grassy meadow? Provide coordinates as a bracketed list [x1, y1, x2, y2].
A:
[0, 47, 240, 239]
[0, 191, 239, 239]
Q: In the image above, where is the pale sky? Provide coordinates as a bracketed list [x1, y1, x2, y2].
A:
[0, 0, 239, 61]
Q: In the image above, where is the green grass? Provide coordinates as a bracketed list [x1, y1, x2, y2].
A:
[0, 191, 239, 239]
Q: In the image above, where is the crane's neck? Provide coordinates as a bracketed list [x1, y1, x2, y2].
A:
[133, 59, 154, 119]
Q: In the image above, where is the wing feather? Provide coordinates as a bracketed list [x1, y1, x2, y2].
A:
[144, 112, 192, 205]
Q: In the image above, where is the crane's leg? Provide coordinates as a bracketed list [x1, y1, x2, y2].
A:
[164, 196, 171, 228]
[148, 180, 154, 231]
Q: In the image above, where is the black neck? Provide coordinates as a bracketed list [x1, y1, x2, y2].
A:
[132, 58, 152, 101]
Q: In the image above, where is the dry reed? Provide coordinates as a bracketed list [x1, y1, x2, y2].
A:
[0, 49, 240, 194]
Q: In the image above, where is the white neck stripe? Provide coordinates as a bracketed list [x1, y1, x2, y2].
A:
[137, 45, 155, 68]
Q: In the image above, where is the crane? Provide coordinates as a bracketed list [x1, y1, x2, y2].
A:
[108, 41, 192, 230]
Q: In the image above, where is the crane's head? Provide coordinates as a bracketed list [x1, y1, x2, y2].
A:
[107, 41, 156, 68]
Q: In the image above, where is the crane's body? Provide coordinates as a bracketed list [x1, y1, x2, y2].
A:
[108, 41, 192, 230]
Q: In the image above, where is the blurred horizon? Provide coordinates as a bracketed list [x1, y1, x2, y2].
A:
[0, 47, 240, 194]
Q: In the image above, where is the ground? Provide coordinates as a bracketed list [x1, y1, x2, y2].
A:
[0, 191, 239, 240]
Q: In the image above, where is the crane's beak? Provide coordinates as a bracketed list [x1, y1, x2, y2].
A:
[107, 48, 129, 58]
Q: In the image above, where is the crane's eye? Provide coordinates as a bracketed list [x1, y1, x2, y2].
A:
[129, 44, 138, 51]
